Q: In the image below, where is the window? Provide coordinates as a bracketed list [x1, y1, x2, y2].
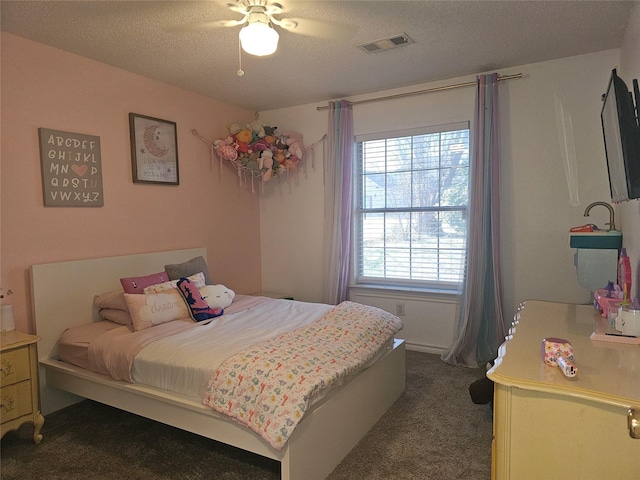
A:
[355, 123, 469, 290]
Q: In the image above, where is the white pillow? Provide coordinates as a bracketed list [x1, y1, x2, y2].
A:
[124, 290, 190, 331]
[199, 284, 235, 309]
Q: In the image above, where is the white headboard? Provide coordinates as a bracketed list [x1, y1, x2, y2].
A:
[31, 247, 206, 412]
[31, 247, 206, 361]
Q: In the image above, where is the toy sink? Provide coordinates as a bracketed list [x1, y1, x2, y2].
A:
[569, 230, 622, 249]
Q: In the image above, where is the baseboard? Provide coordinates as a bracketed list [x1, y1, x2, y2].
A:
[405, 342, 447, 355]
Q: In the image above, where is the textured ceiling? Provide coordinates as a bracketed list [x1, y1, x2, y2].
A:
[1, 1, 635, 111]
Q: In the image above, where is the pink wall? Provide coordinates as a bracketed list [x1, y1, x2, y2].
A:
[1, 33, 262, 333]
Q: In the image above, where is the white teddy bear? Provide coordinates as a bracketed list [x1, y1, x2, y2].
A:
[247, 119, 266, 139]
[199, 284, 235, 309]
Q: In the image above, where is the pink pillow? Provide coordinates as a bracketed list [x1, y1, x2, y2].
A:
[143, 272, 206, 294]
[94, 290, 128, 311]
[120, 272, 170, 294]
[98, 308, 133, 327]
[94, 290, 132, 326]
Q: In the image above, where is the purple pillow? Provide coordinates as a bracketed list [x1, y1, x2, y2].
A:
[177, 277, 223, 322]
[120, 272, 170, 294]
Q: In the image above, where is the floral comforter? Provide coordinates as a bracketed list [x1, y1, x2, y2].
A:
[201, 301, 403, 451]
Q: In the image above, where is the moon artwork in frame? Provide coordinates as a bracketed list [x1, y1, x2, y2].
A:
[129, 113, 179, 185]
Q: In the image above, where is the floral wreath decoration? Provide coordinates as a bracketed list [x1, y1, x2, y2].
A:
[215, 120, 306, 183]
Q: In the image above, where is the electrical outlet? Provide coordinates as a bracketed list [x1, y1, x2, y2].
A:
[396, 302, 405, 317]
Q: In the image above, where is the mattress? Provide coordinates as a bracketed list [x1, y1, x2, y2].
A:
[59, 295, 399, 412]
[58, 294, 401, 452]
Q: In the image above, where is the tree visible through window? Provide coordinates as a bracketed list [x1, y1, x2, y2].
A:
[355, 123, 469, 288]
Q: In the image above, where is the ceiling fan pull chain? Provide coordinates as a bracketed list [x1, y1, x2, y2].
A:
[237, 36, 245, 76]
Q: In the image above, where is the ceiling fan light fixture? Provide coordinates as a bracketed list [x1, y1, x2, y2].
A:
[239, 18, 279, 56]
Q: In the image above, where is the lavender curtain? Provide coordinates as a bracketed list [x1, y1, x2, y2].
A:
[442, 73, 506, 367]
[322, 100, 354, 305]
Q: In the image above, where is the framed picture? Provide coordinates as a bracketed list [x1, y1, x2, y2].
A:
[38, 128, 104, 207]
[129, 113, 179, 185]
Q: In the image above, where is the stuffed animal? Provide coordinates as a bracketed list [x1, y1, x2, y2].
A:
[247, 119, 266, 139]
[214, 136, 238, 162]
[261, 150, 274, 169]
[246, 159, 261, 172]
[275, 137, 288, 149]
[236, 141, 250, 154]
[214, 135, 234, 148]
[213, 122, 305, 184]
[251, 138, 271, 152]
[282, 131, 305, 160]
[199, 284, 235, 309]
[217, 144, 238, 161]
[236, 129, 253, 144]
[239, 154, 249, 166]
[284, 157, 297, 170]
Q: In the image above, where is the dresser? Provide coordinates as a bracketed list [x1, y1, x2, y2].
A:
[1, 330, 44, 444]
[488, 300, 640, 480]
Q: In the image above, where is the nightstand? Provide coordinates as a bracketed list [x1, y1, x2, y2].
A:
[1, 330, 44, 444]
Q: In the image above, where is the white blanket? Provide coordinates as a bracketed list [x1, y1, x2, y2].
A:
[201, 301, 404, 450]
[131, 296, 332, 397]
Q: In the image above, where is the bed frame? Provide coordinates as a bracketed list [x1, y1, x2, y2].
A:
[31, 248, 406, 480]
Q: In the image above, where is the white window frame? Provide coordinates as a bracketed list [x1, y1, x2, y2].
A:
[353, 121, 470, 292]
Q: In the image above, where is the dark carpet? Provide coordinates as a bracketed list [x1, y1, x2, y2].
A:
[1, 351, 492, 479]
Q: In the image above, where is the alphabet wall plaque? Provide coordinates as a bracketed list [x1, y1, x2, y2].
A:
[38, 128, 104, 207]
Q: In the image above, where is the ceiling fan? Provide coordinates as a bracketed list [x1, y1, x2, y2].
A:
[181, 0, 357, 57]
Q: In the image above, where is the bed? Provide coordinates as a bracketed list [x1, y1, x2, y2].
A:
[31, 248, 406, 480]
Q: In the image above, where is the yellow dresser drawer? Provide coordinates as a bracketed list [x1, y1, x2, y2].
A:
[1, 331, 44, 444]
[488, 301, 640, 480]
[0, 347, 31, 387]
[1, 380, 33, 423]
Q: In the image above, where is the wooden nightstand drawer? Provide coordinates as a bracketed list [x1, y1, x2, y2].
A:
[1, 380, 33, 423]
[1, 347, 31, 387]
[1, 331, 44, 444]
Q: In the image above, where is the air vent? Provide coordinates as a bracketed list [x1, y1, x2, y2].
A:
[358, 33, 414, 53]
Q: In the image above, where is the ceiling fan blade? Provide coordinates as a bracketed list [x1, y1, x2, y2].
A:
[277, 17, 357, 41]
[264, 3, 284, 16]
[165, 17, 246, 33]
[220, 18, 248, 28]
[225, 2, 250, 15]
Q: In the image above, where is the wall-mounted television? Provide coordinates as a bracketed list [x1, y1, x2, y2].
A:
[600, 69, 640, 202]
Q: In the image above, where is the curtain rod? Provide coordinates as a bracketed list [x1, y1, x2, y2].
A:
[315, 73, 522, 111]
